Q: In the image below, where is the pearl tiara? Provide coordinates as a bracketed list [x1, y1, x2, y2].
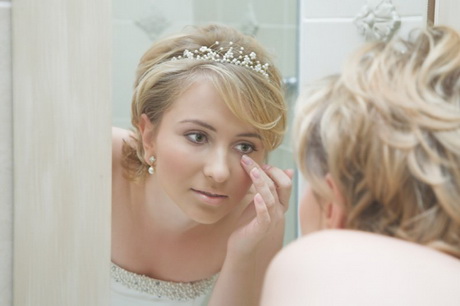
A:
[171, 41, 270, 78]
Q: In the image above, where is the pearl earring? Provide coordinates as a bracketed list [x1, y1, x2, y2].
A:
[148, 156, 156, 174]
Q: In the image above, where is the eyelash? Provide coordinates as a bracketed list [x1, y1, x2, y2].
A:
[185, 132, 257, 154]
[235, 143, 257, 154]
[186, 132, 207, 144]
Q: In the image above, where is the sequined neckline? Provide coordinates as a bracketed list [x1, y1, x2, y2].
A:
[111, 262, 217, 301]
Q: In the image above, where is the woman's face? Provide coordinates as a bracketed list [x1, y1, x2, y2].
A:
[150, 79, 266, 224]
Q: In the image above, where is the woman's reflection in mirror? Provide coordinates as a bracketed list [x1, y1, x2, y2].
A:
[111, 24, 293, 306]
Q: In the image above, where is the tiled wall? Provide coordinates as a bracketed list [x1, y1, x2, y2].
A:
[112, 0, 194, 128]
[0, 1, 12, 305]
[299, 0, 429, 85]
[194, 0, 298, 79]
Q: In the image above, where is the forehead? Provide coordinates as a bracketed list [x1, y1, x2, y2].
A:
[163, 80, 257, 132]
[175, 68, 252, 115]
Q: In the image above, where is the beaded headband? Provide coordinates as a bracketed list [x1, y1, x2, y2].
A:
[171, 41, 270, 78]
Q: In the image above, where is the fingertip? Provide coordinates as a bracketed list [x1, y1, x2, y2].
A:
[251, 167, 261, 180]
[254, 193, 270, 223]
[241, 154, 253, 166]
[254, 192, 263, 204]
[285, 169, 295, 179]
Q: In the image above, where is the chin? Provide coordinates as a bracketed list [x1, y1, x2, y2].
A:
[191, 214, 225, 225]
[187, 209, 231, 225]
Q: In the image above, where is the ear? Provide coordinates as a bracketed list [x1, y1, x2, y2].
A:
[139, 114, 156, 160]
[323, 173, 347, 229]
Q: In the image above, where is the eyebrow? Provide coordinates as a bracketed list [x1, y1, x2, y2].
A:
[179, 119, 262, 139]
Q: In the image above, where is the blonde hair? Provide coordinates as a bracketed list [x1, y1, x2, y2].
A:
[123, 24, 286, 180]
[294, 26, 460, 258]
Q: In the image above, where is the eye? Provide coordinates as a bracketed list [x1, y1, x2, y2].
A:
[186, 132, 207, 144]
[235, 143, 256, 154]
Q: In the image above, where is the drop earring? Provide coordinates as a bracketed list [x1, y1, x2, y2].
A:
[148, 156, 156, 174]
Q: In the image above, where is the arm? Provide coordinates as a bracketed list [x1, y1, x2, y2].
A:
[209, 219, 285, 306]
[208, 155, 293, 306]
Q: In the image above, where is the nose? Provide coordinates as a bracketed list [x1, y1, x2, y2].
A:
[203, 149, 230, 183]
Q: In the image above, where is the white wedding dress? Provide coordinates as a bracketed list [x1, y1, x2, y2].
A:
[111, 263, 217, 306]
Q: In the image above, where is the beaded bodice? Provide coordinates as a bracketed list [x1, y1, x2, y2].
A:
[111, 263, 217, 301]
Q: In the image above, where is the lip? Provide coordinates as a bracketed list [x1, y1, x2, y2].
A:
[191, 188, 228, 206]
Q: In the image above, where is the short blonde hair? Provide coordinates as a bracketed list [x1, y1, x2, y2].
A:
[123, 24, 286, 180]
[294, 26, 460, 258]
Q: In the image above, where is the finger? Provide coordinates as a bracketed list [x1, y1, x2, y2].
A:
[241, 155, 276, 186]
[241, 155, 279, 211]
[262, 166, 293, 212]
[247, 184, 257, 196]
[262, 165, 293, 188]
[254, 193, 271, 226]
[284, 169, 295, 179]
[241, 154, 259, 173]
[250, 167, 277, 210]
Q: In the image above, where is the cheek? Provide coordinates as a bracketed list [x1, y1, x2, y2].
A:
[155, 140, 193, 180]
[230, 165, 252, 199]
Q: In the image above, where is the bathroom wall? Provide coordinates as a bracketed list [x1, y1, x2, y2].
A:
[299, 0, 429, 85]
[0, 1, 12, 305]
[193, 0, 298, 80]
[112, 0, 194, 128]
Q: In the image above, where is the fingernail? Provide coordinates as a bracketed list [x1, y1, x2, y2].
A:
[262, 164, 271, 170]
[254, 193, 263, 204]
[251, 167, 260, 179]
[242, 155, 253, 166]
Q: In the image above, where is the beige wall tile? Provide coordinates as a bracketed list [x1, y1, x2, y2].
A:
[193, 0, 219, 24]
[255, 26, 298, 78]
[112, 0, 193, 129]
[253, 0, 297, 25]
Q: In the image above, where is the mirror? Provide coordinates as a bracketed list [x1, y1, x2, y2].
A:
[111, 0, 300, 243]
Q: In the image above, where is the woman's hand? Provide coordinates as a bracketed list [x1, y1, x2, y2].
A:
[227, 154, 293, 258]
[208, 155, 293, 306]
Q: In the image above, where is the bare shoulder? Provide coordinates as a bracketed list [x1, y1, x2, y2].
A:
[261, 230, 460, 306]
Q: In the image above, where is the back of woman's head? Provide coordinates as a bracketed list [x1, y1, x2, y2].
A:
[295, 26, 460, 258]
[124, 24, 286, 180]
